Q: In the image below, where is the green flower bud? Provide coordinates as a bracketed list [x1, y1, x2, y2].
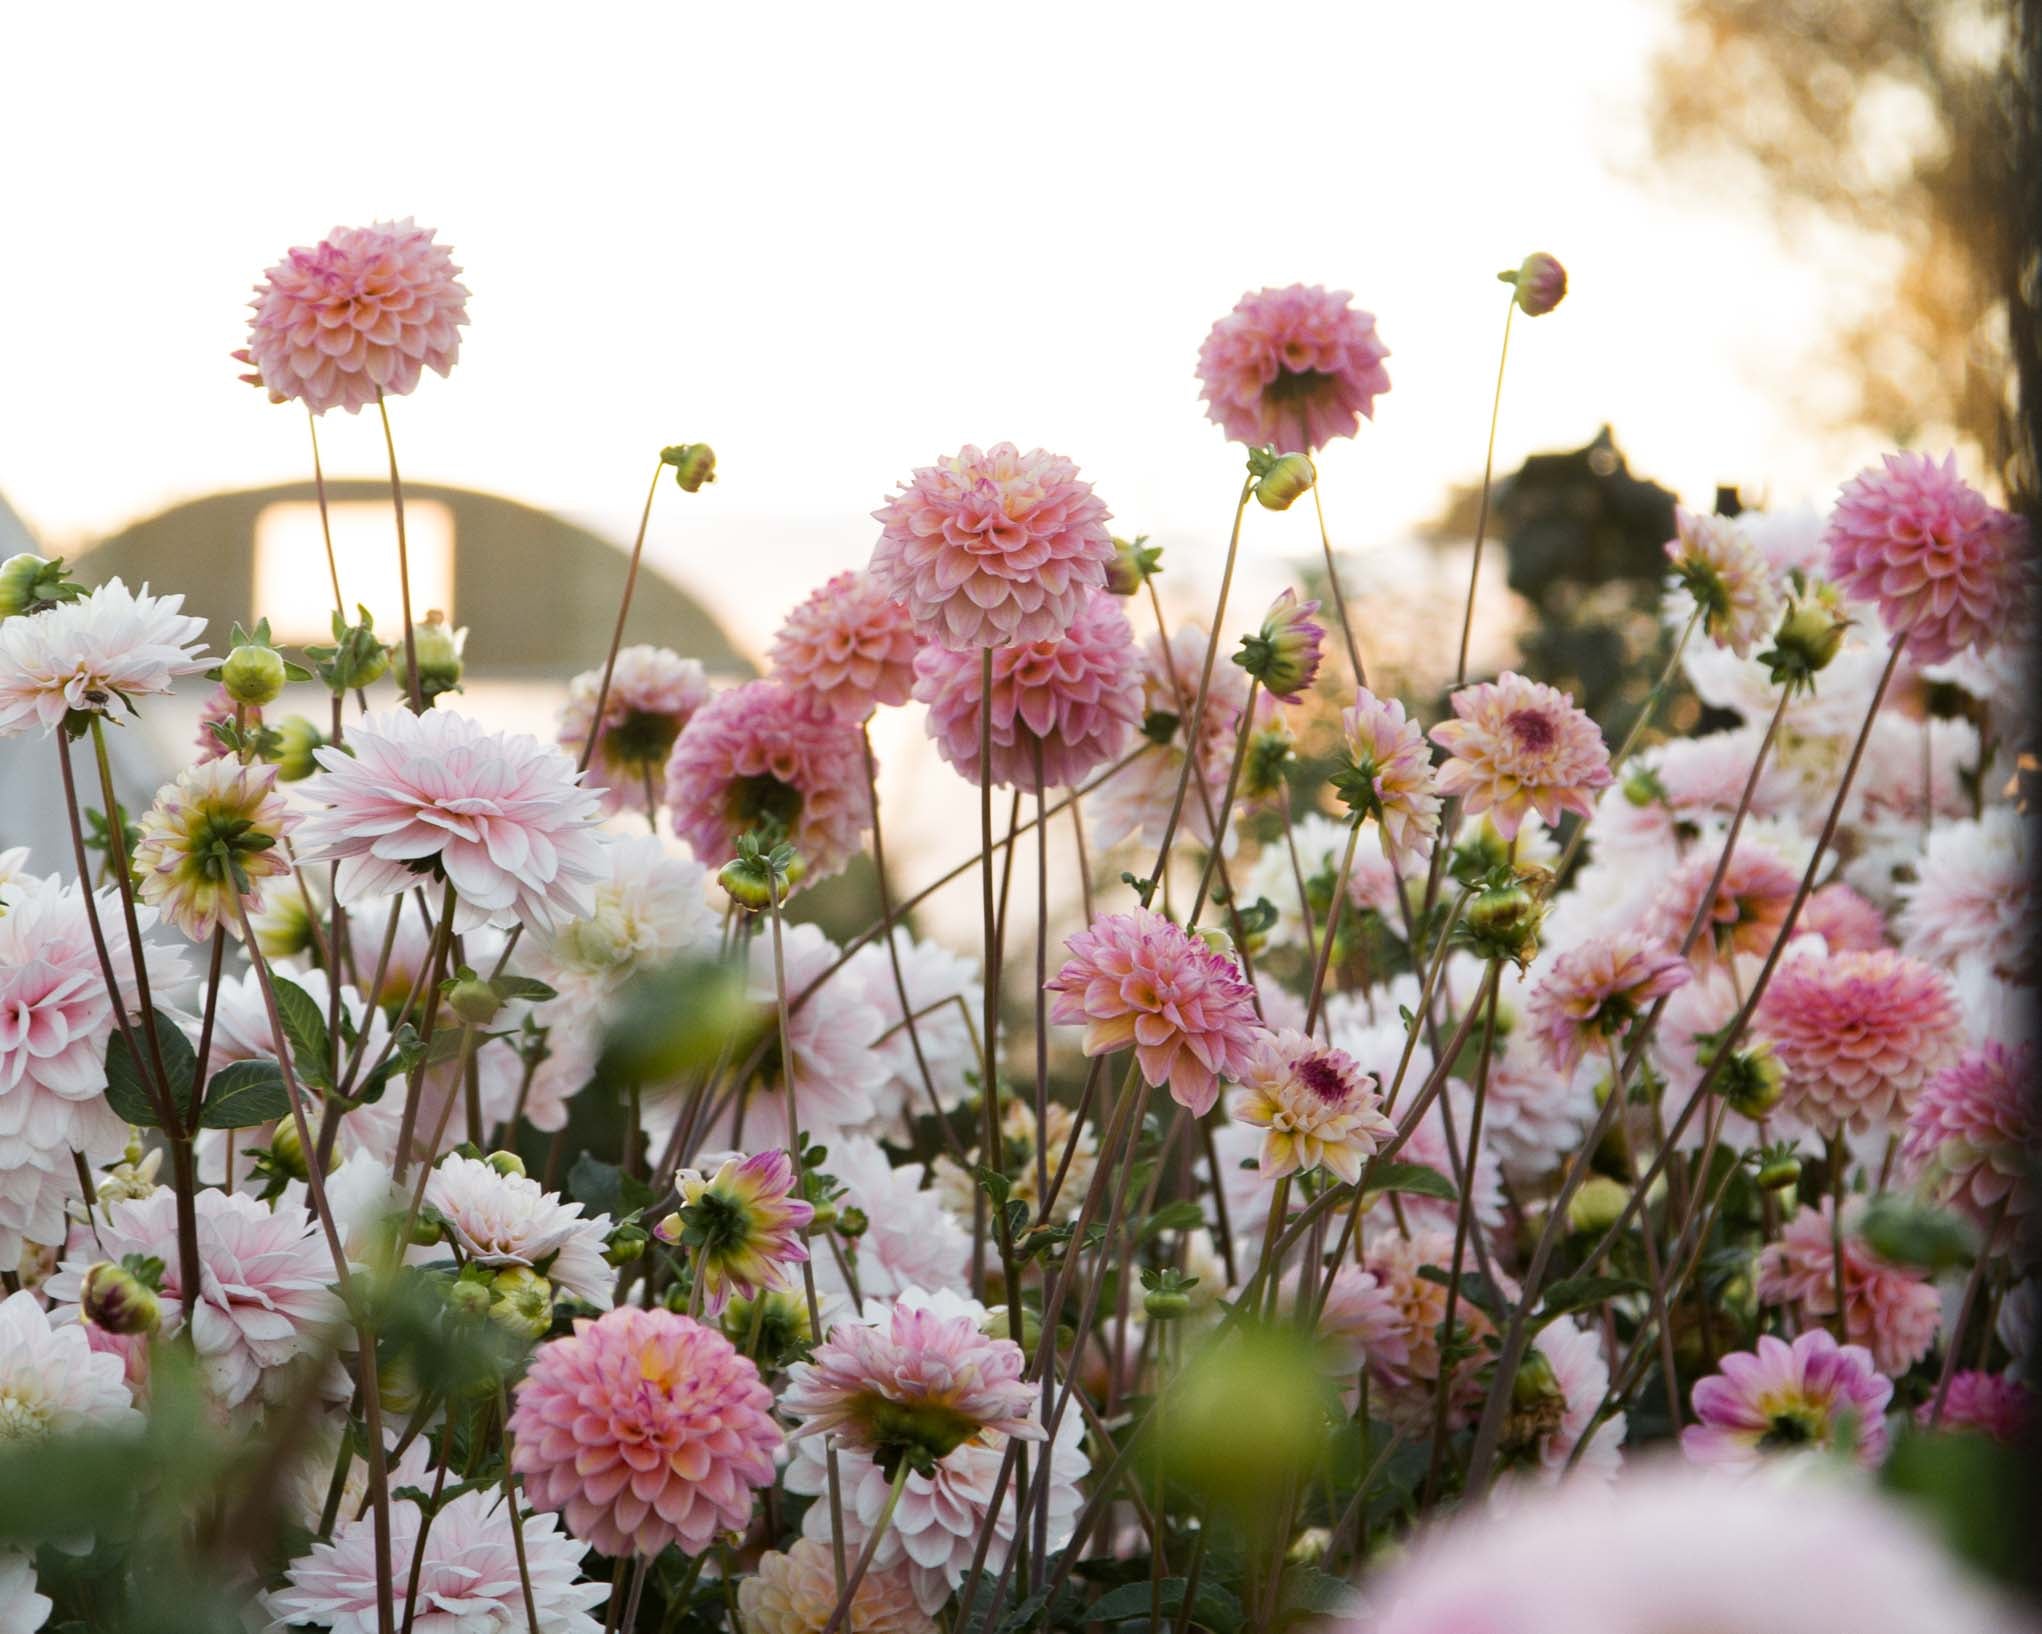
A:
[0, 553, 83, 619]
[1143, 1288, 1192, 1321]
[268, 1119, 313, 1181]
[489, 1267, 555, 1340]
[1502, 1348, 1568, 1454]
[1565, 1175, 1630, 1235]
[1756, 1153, 1802, 1192]
[1252, 452, 1317, 512]
[1104, 534, 1162, 596]
[81, 1261, 161, 1336]
[835, 1205, 869, 1240]
[1719, 1044, 1785, 1121]
[447, 1277, 493, 1320]
[1501, 252, 1568, 317]
[1760, 595, 1849, 696]
[661, 443, 718, 493]
[604, 1224, 649, 1267]
[221, 643, 288, 706]
[445, 974, 502, 1027]
[271, 715, 326, 782]
[405, 612, 465, 703]
[1461, 878, 1542, 967]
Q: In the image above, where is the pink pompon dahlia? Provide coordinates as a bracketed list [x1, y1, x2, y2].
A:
[1900, 1042, 2035, 1244]
[1430, 671, 1611, 839]
[1665, 507, 1783, 658]
[664, 1149, 814, 1315]
[770, 569, 920, 725]
[782, 1301, 1041, 1470]
[295, 708, 607, 935]
[664, 680, 871, 885]
[0, 578, 209, 736]
[739, 1538, 937, 1634]
[556, 644, 711, 817]
[1825, 450, 2031, 664]
[913, 588, 1141, 791]
[1802, 880, 1890, 954]
[1044, 908, 1262, 1116]
[241, 219, 468, 416]
[870, 442, 1115, 650]
[1338, 689, 1442, 862]
[1526, 932, 1690, 1077]
[509, 1306, 782, 1557]
[1919, 1371, 2032, 1442]
[1229, 1028, 1394, 1185]
[1196, 284, 1392, 453]
[1646, 839, 1802, 966]
[130, 757, 299, 940]
[1756, 1199, 1942, 1376]
[1758, 948, 1962, 1133]
[1683, 1328, 1892, 1469]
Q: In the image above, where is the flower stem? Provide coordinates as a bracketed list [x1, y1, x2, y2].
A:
[1454, 291, 1517, 687]
[819, 1459, 912, 1634]
[575, 462, 664, 777]
[376, 393, 424, 713]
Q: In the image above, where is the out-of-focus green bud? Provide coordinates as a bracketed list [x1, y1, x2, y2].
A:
[1719, 1043, 1785, 1121]
[82, 1260, 161, 1336]
[409, 1205, 449, 1247]
[0, 553, 84, 618]
[720, 1290, 814, 1356]
[1104, 534, 1163, 595]
[1501, 252, 1568, 317]
[1501, 1348, 1567, 1456]
[405, 611, 465, 704]
[489, 1267, 555, 1340]
[1159, 1326, 1333, 1513]
[1860, 1194, 1978, 1274]
[1566, 1175, 1630, 1235]
[271, 715, 326, 782]
[1144, 1288, 1192, 1321]
[1760, 594, 1849, 697]
[378, 1357, 423, 1415]
[1460, 876, 1543, 968]
[1756, 1151, 1802, 1192]
[1193, 926, 1238, 961]
[1251, 452, 1317, 513]
[485, 1149, 526, 1179]
[1450, 821, 1513, 889]
[835, 1205, 869, 1240]
[995, 1305, 1040, 1348]
[447, 1277, 493, 1320]
[445, 971, 502, 1027]
[661, 443, 718, 493]
[221, 643, 288, 706]
[605, 1224, 649, 1267]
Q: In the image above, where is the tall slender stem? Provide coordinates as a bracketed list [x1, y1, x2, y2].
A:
[1455, 292, 1517, 687]
[1309, 477, 1368, 688]
[376, 393, 424, 713]
[575, 463, 664, 777]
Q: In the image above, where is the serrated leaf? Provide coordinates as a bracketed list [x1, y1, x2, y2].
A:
[1534, 1273, 1649, 1326]
[1360, 1161, 1458, 1202]
[198, 1059, 293, 1129]
[103, 1011, 197, 1129]
[270, 977, 334, 1088]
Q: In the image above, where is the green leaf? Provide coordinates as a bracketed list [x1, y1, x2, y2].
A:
[1534, 1273, 1649, 1326]
[1277, 1567, 1355, 1617]
[973, 1163, 1012, 1208]
[1089, 1577, 1243, 1634]
[1360, 1161, 1458, 1202]
[197, 1059, 292, 1129]
[491, 974, 557, 1005]
[1138, 1199, 1209, 1241]
[270, 977, 334, 1089]
[102, 1011, 197, 1129]
[567, 1152, 654, 1221]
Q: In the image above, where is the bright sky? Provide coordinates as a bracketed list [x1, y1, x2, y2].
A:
[1, 0, 1907, 661]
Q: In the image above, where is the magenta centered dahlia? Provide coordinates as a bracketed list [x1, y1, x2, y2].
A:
[241, 218, 468, 416]
[556, 644, 711, 817]
[1045, 908, 1262, 1116]
[1196, 284, 1392, 453]
[1900, 1041, 2036, 1243]
[1526, 931, 1691, 1077]
[913, 588, 1141, 790]
[1229, 1028, 1394, 1185]
[1682, 1329, 1892, 1469]
[509, 1306, 782, 1558]
[870, 442, 1115, 650]
[1756, 1200, 1942, 1376]
[1757, 948, 1962, 1133]
[770, 569, 920, 724]
[1431, 671, 1611, 840]
[1825, 450, 2031, 664]
[1337, 689, 1442, 861]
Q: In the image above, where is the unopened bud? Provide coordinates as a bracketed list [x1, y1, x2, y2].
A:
[82, 1261, 161, 1336]
[1565, 1175, 1630, 1236]
[1719, 1044, 1785, 1121]
[1502, 253, 1567, 317]
[406, 612, 465, 701]
[1104, 534, 1162, 596]
[271, 715, 326, 782]
[1144, 1288, 1192, 1321]
[661, 443, 717, 493]
[0, 553, 83, 619]
[1757, 1153, 1802, 1192]
[605, 1224, 649, 1266]
[221, 643, 288, 706]
[268, 1119, 313, 1181]
[1253, 452, 1317, 513]
[653, 1210, 684, 1245]
[489, 1267, 555, 1339]
[445, 975, 502, 1027]
[835, 1205, 869, 1240]
[1762, 597, 1848, 695]
[447, 1277, 493, 1319]
[1462, 879, 1542, 967]
[718, 848, 804, 911]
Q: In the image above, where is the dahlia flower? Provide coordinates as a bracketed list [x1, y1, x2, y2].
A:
[1196, 284, 1392, 453]
[556, 644, 710, 817]
[1759, 947, 1962, 1133]
[423, 1155, 615, 1308]
[1646, 837, 1803, 966]
[742, 921, 886, 1139]
[242, 219, 468, 416]
[912, 588, 1141, 790]
[1525, 931, 1690, 1076]
[1683, 1329, 1892, 1469]
[296, 708, 607, 934]
[1920, 1371, 2031, 1442]
[869, 442, 1115, 650]
[1479, 1042, 1598, 1179]
[770, 569, 920, 724]
[1802, 880, 1889, 954]
[1084, 623, 1249, 852]
[1359, 1227, 1503, 1432]
[129, 757, 298, 940]
[1336, 689, 1442, 862]
[667, 1149, 813, 1314]
[1235, 588, 1325, 701]
[1901, 1041, 2035, 1242]
[1229, 1028, 1394, 1185]
[1756, 1200, 1941, 1375]
[740, 1538, 937, 1634]
[932, 1097, 1097, 1228]
[664, 680, 871, 886]
[842, 930, 982, 1134]
[0, 578, 208, 735]
[1506, 252, 1568, 317]
[1523, 1317, 1624, 1483]
[0, 1288, 141, 1446]
[509, 1306, 782, 1557]
[1044, 907, 1262, 1116]
[1825, 450, 2030, 664]
[1665, 507, 1782, 658]
[1895, 807, 2033, 979]
[265, 1486, 607, 1634]
[0, 1153, 78, 1269]
[1431, 672, 1611, 839]
[1300, 1263, 1407, 1383]
[192, 680, 256, 762]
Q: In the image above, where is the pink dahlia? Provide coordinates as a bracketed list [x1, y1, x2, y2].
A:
[739, 1538, 937, 1634]
[1919, 1371, 2031, 1442]
[1431, 671, 1611, 839]
[1236, 588, 1325, 701]
[1665, 507, 1782, 658]
[1900, 1042, 2035, 1243]
[664, 1149, 814, 1315]
[1196, 284, 1392, 453]
[1525, 931, 1690, 1077]
[0, 578, 208, 735]
[819, 1135, 970, 1301]
[0, 1287, 142, 1446]
[913, 588, 1141, 790]
[1228, 1028, 1394, 1185]
[1825, 450, 2031, 664]
[1756, 1200, 1942, 1375]
[241, 218, 468, 416]
[1086, 624, 1250, 852]
[192, 680, 254, 762]
[1524, 1317, 1625, 1483]
[1895, 807, 2033, 979]
[664, 680, 871, 886]
[1646, 839, 1802, 966]
[295, 707, 607, 935]
[1044, 907, 1262, 1116]
[1802, 880, 1890, 953]
[1338, 689, 1441, 861]
[1682, 1328, 1892, 1469]
[869, 442, 1115, 650]
[1758, 948, 1962, 1133]
[509, 1306, 782, 1557]
[770, 569, 920, 724]
[556, 644, 711, 818]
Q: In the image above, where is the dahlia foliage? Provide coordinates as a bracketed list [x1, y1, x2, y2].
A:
[0, 232, 2032, 1634]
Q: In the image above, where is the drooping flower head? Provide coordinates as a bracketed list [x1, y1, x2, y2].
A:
[0, 579, 208, 735]
[1431, 671, 1611, 839]
[913, 588, 1141, 790]
[1756, 1199, 1941, 1376]
[130, 758, 299, 940]
[664, 680, 871, 887]
[662, 1150, 814, 1315]
[508, 1306, 782, 1557]
[1682, 1329, 1892, 1469]
[1526, 932, 1690, 1077]
[1196, 284, 1392, 453]
[1758, 948, 1963, 1132]
[740, 1538, 937, 1634]
[556, 645, 711, 817]
[1505, 251, 1568, 317]
[770, 569, 920, 724]
[1234, 588, 1324, 702]
[241, 219, 468, 416]
[1665, 507, 1783, 658]
[1825, 450, 2031, 664]
[1900, 1041, 2036, 1243]
[1335, 689, 1442, 861]
[870, 442, 1115, 650]
[1045, 908, 1262, 1116]
[1230, 1029, 1393, 1185]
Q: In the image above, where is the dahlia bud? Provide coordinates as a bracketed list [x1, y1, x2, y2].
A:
[1501, 253, 1567, 317]
[271, 715, 326, 782]
[1239, 713, 1297, 802]
[835, 1205, 869, 1240]
[1756, 1150, 1802, 1192]
[1233, 589, 1325, 702]
[1252, 452, 1318, 512]
[447, 1276, 494, 1320]
[1760, 595, 1849, 695]
[1461, 877, 1542, 968]
[1621, 764, 1666, 809]
[81, 1260, 161, 1336]
[485, 1149, 526, 1179]
[1144, 1287, 1192, 1321]
[444, 972, 502, 1027]
[249, 889, 317, 960]
[1718, 1043, 1785, 1121]
[221, 642, 288, 706]
[604, 1223, 649, 1266]
[1104, 534, 1163, 596]
[653, 1210, 684, 1245]
[267, 1119, 313, 1181]
[661, 443, 718, 493]
[0, 552, 83, 619]
[489, 1266, 555, 1339]
[1194, 926, 1238, 962]
[718, 835, 804, 911]
[405, 612, 465, 703]
[996, 1305, 1040, 1348]
[1565, 1175, 1630, 1235]
[1502, 1349, 1568, 1454]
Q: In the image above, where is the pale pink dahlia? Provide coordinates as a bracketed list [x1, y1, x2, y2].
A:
[739, 1538, 937, 1634]
[1086, 624, 1249, 852]
[509, 1306, 782, 1557]
[423, 1154, 615, 1308]
[1825, 450, 2031, 664]
[1756, 1200, 1942, 1375]
[1044, 908, 1262, 1116]
[1196, 284, 1392, 453]
[1682, 1329, 1892, 1469]
[770, 569, 920, 724]
[1665, 507, 1782, 658]
[556, 644, 711, 818]
[1895, 807, 2033, 979]
[0, 1287, 141, 1447]
[1758, 948, 1962, 1133]
[295, 708, 607, 935]
[1900, 1042, 2035, 1243]
[1237, 588, 1325, 701]
[0, 578, 208, 735]
[913, 588, 1141, 790]
[130, 757, 299, 940]
[1228, 1028, 1394, 1185]
[1525, 932, 1690, 1077]
[0, 1554, 49, 1634]
[815, 1135, 968, 1303]
[869, 442, 1115, 650]
[1431, 672, 1611, 839]
[242, 219, 468, 416]
[1523, 1317, 1625, 1483]
[1802, 880, 1889, 953]
[1646, 839, 1802, 966]
[664, 680, 871, 885]
[1919, 1371, 2031, 1441]
[1338, 689, 1441, 861]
